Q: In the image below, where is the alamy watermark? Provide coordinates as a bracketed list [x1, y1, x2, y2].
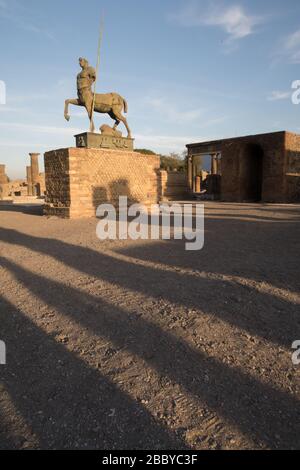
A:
[0, 80, 6, 105]
[96, 197, 204, 251]
[292, 341, 300, 366]
[0, 340, 6, 365]
[291, 81, 300, 104]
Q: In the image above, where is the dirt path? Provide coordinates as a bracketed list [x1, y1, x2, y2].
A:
[0, 202, 299, 449]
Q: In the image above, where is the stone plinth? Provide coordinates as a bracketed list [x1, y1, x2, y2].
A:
[44, 147, 161, 218]
[75, 132, 134, 152]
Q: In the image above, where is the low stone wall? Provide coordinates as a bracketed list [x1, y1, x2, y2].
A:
[44, 148, 161, 218]
[0, 183, 9, 199]
[159, 171, 189, 200]
[0, 164, 9, 200]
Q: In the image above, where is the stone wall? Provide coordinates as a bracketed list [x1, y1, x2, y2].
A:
[44, 148, 161, 218]
[36, 173, 46, 197]
[187, 131, 300, 203]
[0, 184, 9, 199]
[285, 132, 300, 202]
[159, 171, 189, 200]
[7, 180, 28, 197]
[0, 165, 8, 184]
[221, 132, 286, 202]
[26, 153, 46, 197]
[0, 165, 9, 200]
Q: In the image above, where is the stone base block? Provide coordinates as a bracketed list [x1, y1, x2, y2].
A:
[44, 147, 161, 218]
[75, 132, 134, 151]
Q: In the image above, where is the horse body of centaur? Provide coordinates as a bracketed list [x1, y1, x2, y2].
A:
[64, 57, 131, 137]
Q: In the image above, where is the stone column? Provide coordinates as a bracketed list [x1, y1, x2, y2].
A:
[211, 154, 218, 175]
[0, 164, 5, 184]
[26, 165, 33, 196]
[29, 153, 40, 196]
[187, 156, 193, 191]
[216, 153, 222, 175]
[0, 164, 8, 184]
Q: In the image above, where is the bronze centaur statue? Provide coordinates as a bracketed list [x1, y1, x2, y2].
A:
[64, 57, 131, 137]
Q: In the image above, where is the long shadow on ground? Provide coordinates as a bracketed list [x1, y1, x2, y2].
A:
[0, 295, 187, 450]
[0, 253, 299, 449]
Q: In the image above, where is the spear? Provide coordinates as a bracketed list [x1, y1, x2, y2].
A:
[90, 15, 104, 132]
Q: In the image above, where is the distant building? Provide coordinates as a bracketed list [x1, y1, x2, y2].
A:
[0, 164, 9, 199]
[187, 131, 300, 203]
[0, 153, 46, 201]
[26, 153, 46, 197]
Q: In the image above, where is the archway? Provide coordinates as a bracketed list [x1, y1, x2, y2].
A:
[240, 144, 263, 202]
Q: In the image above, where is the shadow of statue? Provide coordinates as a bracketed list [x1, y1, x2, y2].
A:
[0, 293, 187, 450]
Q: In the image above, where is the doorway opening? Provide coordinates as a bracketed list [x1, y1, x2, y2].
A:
[240, 144, 263, 202]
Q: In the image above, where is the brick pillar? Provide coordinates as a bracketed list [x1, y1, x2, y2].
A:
[26, 165, 33, 196]
[29, 153, 40, 196]
[0, 164, 8, 184]
[211, 154, 218, 175]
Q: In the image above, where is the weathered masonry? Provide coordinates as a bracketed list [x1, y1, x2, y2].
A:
[44, 147, 161, 218]
[187, 131, 300, 203]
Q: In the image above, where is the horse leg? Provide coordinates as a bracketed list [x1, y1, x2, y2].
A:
[89, 115, 95, 133]
[85, 99, 95, 133]
[109, 111, 120, 130]
[64, 99, 80, 121]
[113, 121, 120, 130]
[112, 107, 132, 138]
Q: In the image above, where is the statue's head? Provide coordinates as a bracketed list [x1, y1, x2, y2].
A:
[79, 57, 88, 68]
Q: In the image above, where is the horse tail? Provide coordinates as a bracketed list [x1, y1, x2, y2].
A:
[122, 97, 128, 114]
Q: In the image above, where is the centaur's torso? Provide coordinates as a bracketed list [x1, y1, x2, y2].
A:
[77, 66, 118, 111]
[77, 66, 96, 103]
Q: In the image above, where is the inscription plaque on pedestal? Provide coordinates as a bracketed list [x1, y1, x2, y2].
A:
[75, 132, 134, 151]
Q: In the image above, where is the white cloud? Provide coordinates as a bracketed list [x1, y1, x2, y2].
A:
[145, 96, 203, 124]
[0, 141, 46, 148]
[169, 2, 262, 44]
[0, 0, 54, 40]
[0, 122, 204, 155]
[267, 91, 291, 101]
[8, 93, 53, 104]
[0, 106, 23, 112]
[143, 96, 227, 129]
[206, 5, 260, 40]
[285, 30, 300, 50]
[283, 30, 300, 63]
[0, 122, 82, 135]
[135, 133, 210, 153]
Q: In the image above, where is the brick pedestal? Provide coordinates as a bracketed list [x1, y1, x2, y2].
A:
[44, 148, 161, 218]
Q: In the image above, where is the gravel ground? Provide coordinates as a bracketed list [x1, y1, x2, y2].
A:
[0, 202, 299, 450]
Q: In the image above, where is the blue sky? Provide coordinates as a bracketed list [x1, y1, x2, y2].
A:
[1, 0, 300, 178]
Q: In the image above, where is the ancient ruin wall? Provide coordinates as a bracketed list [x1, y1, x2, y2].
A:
[44, 148, 161, 218]
[285, 132, 300, 202]
[159, 171, 189, 201]
[221, 132, 286, 202]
